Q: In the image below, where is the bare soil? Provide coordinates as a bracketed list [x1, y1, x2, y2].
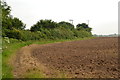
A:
[13, 37, 119, 78]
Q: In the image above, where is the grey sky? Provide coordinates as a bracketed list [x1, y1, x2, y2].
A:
[5, 0, 119, 35]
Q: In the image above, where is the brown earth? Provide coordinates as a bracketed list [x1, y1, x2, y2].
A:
[13, 37, 119, 78]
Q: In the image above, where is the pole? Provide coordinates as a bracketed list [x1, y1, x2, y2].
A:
[87, 20, 89, 26]
[69, 19, 73, 25]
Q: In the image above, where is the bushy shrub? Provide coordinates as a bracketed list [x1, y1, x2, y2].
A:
[36, 31, 47, 39]
[58, 27, 74, 39]
[3, 27, 92, 41]
[18, 30, 41, 41]
[49, 27, 74, 39]
[4, 29, 21, 40]
[73, 29, 92, 38]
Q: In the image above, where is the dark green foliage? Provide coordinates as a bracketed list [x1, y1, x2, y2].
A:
[11, 17, 25, 30]
[20, 30, 40, 41]
[76, 23, 89, 28]
[84, 27, 92, 32]
[1, 0, 25, 36]
[29, 19, 92, 41]
[3, 29, 21, 40]
[2, 17, 25, 30]
[76, 23, 92, 32]
[30, 19, 58, 31]
[1, 1, 11, 19]
[3, 21, 93, 41]
[58, 21, 74, 30]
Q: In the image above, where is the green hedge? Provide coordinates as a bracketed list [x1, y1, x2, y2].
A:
[3, 27, 92, 41]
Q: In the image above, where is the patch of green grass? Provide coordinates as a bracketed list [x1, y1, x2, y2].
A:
[0, 38, 2, 79]
[2, 37, 95, 78]
[23, 70, 45, 78]
[0, 53, 2, 79]
[2, 42, 28, 78]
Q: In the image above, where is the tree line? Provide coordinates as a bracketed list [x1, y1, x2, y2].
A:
[1, 1, 92, 41]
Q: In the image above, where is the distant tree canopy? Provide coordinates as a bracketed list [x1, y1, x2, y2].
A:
[76, 23, 92, 32]
[2, 17, 25, 30]
[30, 20, 92, 33]
[30, 20, 58, 31]
[11, 17, 25, 30]
[76, 23, 89, 28]
[58, 21, 74, 30]
[30, 20, 75, 32]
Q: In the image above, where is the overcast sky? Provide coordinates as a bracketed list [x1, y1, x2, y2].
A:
[5, 0, 119, 35]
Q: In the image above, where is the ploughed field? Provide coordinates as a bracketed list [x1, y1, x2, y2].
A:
[14, 37, 119, 78]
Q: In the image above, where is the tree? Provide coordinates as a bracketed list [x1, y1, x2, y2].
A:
[30, 19, 58, 31]
[12, 17, 26, 30]
[2, 17, 25, 30]
[1, 1, 25, 30]
[1, 0, 11, 29]
[76, 23, 92, 32]
[58, 21, 74, 30]
[1, 1, 11, 19]
[76, 23, 89, 29]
